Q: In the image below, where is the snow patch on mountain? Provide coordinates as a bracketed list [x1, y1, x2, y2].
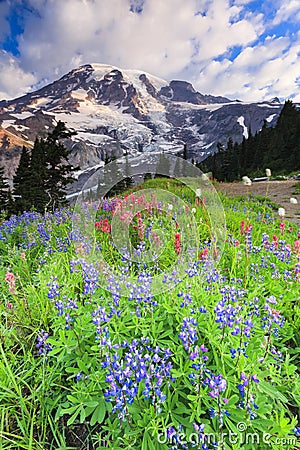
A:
[28, 97, 52, 108]
[173, 102, 231, 111]
[73, 162, 105, 179]
[266, 113, 277, 123]
[91, 63, 168, 91]
[257, 103, 282, 108]
[11, 112, 34, 119]
[2, 120, 16, 129]
[12, 124, 30, 132]
[71, 89, 89, 101]
[237, 116, 248, 139]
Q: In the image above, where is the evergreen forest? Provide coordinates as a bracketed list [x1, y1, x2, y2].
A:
[200, 100, 300, 181]
[0, 121, 77, 216]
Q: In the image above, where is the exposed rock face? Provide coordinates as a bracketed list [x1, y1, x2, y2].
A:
[139, 74, 157, 98]
[0, 63, 284, 190]
[160, 80, 231, 105]
[71, 138, 123, 169]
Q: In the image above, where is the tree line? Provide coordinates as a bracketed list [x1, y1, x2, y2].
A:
[0, 121, 77, 216]
[199, 100, 300, 181]
[1, 100, 299, 214]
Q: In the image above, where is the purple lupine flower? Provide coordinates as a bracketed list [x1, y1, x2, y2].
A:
[53, 297, 78, 329]
[36, 330, 52, 356]
[55, 299, 64, 316]
[262, 296, 285, 330]
[237, 372, 260, 419]
[47, 277, 60, 299]
[103, 340, 173, 419]
[206, 373, 227, 399]
[70, 259, 99, 295]
[178, 317, 198, 353]
[294, 427, 300, 437]
[76, 372, 83, 381]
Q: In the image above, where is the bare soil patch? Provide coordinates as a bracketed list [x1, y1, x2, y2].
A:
[215, 180, 300, 228]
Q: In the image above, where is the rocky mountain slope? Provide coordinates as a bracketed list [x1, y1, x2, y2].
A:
[0, 63, 282, 186]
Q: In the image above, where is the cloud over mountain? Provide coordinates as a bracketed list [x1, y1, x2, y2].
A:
[0, 0, 299, 102]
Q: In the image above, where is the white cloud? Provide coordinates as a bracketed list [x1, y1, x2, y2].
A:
[233, 35, 291, 68]
[191, 33, 300, 102]
[0, 51, 36, 100]
[0, 0, 299, 102]
[273, 0, 300, 25]
[15, 0, 263, 82]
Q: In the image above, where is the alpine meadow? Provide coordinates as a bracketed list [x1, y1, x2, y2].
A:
[0, 158, 300, 449]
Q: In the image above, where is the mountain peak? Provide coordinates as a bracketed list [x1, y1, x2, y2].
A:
[269, 97, 281, 104]
[0, 63, 283, 192]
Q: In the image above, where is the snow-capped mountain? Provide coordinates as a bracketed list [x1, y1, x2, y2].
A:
[0, 63, 282, 185]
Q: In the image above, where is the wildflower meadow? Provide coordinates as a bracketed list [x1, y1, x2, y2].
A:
[0, 157, 300, 450]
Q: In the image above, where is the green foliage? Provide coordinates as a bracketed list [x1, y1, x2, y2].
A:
[43, 121, 77, 210]
[0, 178, 299, 449]
[12, 121, 77, 215]
[183, 143, 188, 161]
[28, 138, 49, 212]
[13, 146, 33, 213]
[0, 166, 11, 213]
[202, 100, 300, 180]
[292, 182, 300, 195]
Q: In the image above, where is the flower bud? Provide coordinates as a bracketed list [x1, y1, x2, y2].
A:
[242, 176, 252, 186]
[265, 168, 271, 177]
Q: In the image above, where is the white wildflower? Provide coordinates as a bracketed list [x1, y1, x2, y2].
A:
[290, 197, 298, 204]
[278, 207, 285, 217]
[265, 168, 271, 177]
[196, 188, 201, 197]
[242, 176, 252, 186]
[168, 204, 173, 211]
[191, 207, 196, 214]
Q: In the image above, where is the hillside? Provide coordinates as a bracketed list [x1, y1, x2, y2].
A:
[201, 100, 300, 180]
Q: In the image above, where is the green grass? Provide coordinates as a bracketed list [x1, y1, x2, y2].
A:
[0, 178, 299, 449]
[292, 182, 300, 195]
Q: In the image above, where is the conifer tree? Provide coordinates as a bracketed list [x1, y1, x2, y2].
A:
[202, 99, 300, 180]
[29, 137, 49, 212]
[43, 121, 77, 210]
[174, 156, 184, 178]
[144, 172, 152, 181]
[104, 155, 127, 196]
[5, 188, 14, 217]
[12, 121, 77, 213]
[107, 165, 126, 196]
[13, 146, 32, 214]
[0, 166, 10, 212]
[223, 137, 234, 181]
[183, 143, 188, 160]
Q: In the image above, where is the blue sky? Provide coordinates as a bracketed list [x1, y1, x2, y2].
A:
[0, 0, 299, 102]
